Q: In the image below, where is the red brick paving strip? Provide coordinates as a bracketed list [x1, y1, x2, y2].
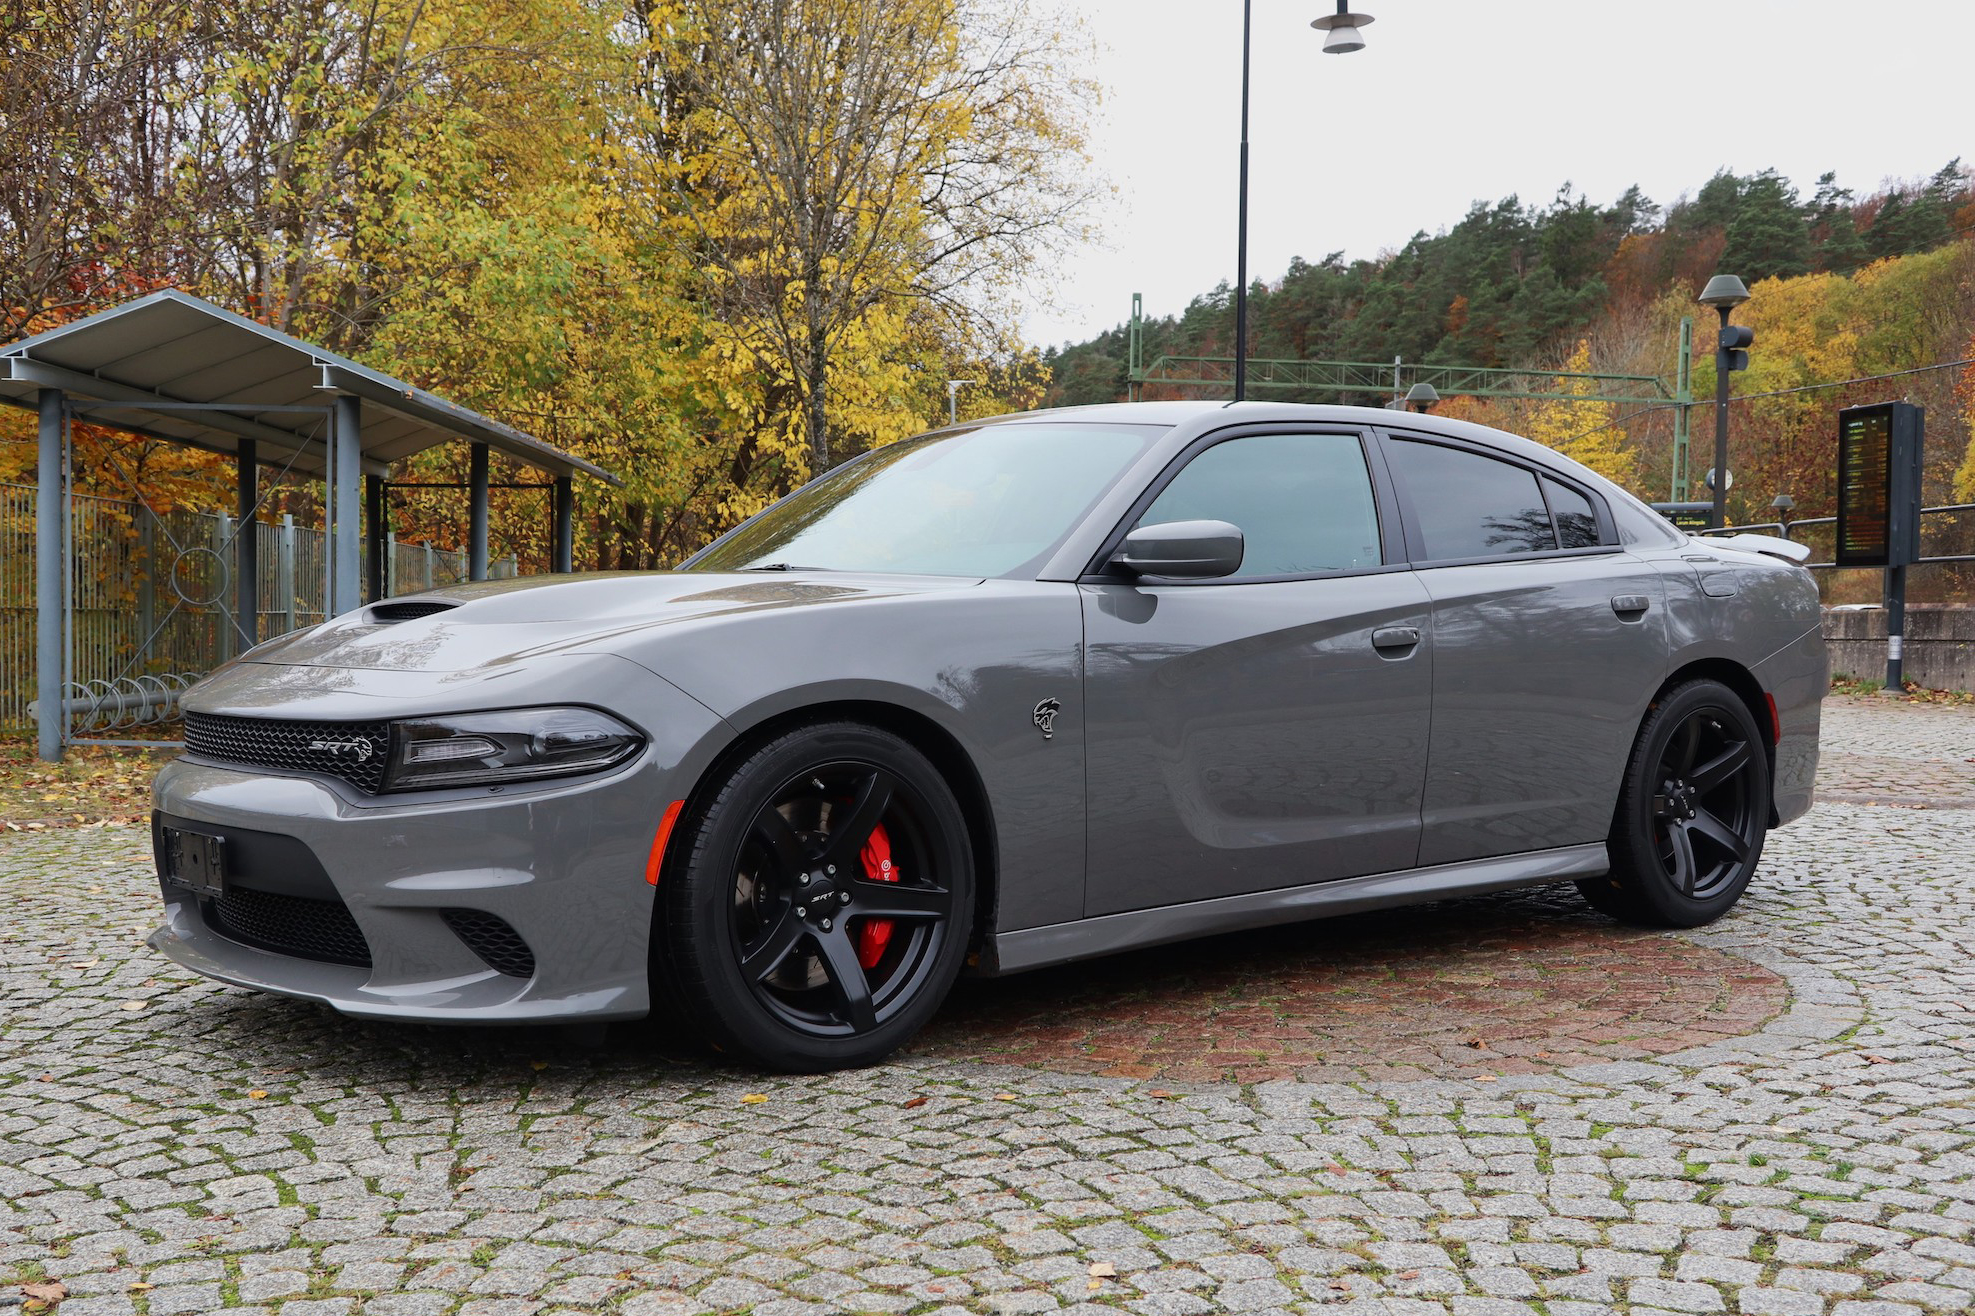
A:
[915, 885, 1787, 1083]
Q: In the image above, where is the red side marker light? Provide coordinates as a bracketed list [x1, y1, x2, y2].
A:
[1764, 692, 1780, 744]
[646, 800, 685, 885]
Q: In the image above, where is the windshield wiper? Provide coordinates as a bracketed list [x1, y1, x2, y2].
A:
[740, 562, 830, 572]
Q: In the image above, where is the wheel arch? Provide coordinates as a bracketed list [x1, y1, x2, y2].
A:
[667, 699, 1001, 957]
[1653, 657, 1780, 826]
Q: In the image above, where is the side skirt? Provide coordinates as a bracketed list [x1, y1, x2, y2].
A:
[983, 842, 1609, 976]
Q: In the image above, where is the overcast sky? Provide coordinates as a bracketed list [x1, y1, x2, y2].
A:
[1020, 0, 1971, 349]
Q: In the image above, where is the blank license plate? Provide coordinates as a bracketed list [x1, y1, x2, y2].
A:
[164, 827, 228, 896]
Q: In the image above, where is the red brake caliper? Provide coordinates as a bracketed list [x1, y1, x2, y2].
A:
[856, 823, 897, 969]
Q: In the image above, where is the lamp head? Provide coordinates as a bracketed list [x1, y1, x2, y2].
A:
[1403, 382, 1440, 412]
[1312, 6, 1374, 53]
[1698, 274, 1752, 309]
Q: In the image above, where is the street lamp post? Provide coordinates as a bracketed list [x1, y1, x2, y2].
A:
[1698, 273, 1752, 529]
[945, 379, 976, 425]
[1234, 1, 1371, 401]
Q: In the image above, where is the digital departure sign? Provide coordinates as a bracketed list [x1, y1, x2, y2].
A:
[1835, 402, 1922, 569]
[1649, 502, 1715, 531]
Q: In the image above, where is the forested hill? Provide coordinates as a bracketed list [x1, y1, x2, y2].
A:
[1045, 162, 1973, 408]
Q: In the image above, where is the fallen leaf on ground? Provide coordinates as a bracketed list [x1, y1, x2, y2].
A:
[248, 1090, 268, 1100]
[1087, 1262, 1116, 1278]
[740, 1093, 769, 1104]
[22, 1282, 67, 1302]
[68, 960, 98, 969]
[129, 1281, 156, 1291]
[1146, 1089, 1176, 1099]
[901, 1096, 929, 1109]
[1464, 1037, 1488, 1049]
[994, 1092, 1017, 1101]
[1328, 1279, 1351, 1291]
[1863, 1054, 1893, 1064]
[119, 1000, 147, 1011]
[1394, 1269, 1420, 1280]
[1474, 1074, 1498, 1082]
[1324, 1162, 1348, 1175]
[530, 1060, 549, 1071]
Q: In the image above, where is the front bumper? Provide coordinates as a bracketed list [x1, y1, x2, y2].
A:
[148, 659, 731, 1023]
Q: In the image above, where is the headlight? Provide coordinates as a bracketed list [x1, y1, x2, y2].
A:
[383, 707, 644, 791]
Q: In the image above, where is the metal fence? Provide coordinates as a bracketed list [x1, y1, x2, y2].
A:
[1700, 502, 1975, 567]
[1, 483, 518, 734]
[1700, 503, 1975, 606]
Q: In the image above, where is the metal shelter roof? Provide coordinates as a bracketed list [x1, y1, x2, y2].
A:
[0, 289, 615, 484]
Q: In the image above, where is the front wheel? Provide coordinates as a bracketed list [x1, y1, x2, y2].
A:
[655, 722, 974, 1071]
[1578, 679, 1771, 928]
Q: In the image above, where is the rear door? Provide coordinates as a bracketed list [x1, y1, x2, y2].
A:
[1081, 426, 1434, 916]
[1377, 432, 1669, 866]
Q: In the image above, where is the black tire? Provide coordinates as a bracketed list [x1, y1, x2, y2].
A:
[1578, 679, 1771, 929]
[655, 721, 974, 1071]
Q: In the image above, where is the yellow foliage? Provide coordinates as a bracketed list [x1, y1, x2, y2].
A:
[1518, 341, 1633, 485]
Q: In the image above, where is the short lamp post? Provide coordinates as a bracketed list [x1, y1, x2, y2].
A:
[1233, 1, 1372, 401]
[1404, 382, 1439, 413]
[1769, 492, 1795, 538]
[1698, 273, 1754, 529]
[945, 379, 976, 425]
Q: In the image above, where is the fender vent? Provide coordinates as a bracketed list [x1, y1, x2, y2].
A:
[369, 600, 457, 623]
[441, 909, 537, 978]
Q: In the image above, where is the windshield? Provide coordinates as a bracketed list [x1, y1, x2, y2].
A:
[686, 422, 1166, 577]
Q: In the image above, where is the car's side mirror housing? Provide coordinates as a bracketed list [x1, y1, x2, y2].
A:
[1112, 519, 1245, 579]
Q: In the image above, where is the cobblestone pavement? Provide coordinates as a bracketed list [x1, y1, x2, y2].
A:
[4, 697, 1974, 1316]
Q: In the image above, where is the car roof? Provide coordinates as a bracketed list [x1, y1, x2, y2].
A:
[982, 400, 1592, 479]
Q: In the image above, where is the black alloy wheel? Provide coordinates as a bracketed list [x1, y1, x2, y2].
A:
[1580, 679, 1771, 928]
[656, 722, 974, 1071]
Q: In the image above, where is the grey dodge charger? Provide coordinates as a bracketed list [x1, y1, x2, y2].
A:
[150, 401, 1826, 1070]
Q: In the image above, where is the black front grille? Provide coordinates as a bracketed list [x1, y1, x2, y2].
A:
[184, 712, 391, 794]
[207, 886, 373, 967]
[442, 909, 537, 978]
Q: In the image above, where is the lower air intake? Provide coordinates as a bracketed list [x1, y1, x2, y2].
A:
[441, 909, 537, 978]
[208, 887, 373, 968]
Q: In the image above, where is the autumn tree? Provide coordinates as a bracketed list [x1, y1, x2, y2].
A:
[631, 0, 1096, 481]
[0, 0, 218, 340]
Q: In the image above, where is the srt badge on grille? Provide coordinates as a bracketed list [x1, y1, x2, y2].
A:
[308, 737, 377, 761]
[1032, 698, 1061, 740]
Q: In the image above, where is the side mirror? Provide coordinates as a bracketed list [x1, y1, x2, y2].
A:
[1112, 519, 1245, 579]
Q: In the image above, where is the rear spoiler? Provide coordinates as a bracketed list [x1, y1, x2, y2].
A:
[1703, 533, 1813, 564]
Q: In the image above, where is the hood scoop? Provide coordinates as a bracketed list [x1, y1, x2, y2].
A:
[368, 599, 460, 624]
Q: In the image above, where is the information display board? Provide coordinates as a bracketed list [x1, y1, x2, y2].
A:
[1835, 402, 1923, 569]
[1648, 502, 1715, 531]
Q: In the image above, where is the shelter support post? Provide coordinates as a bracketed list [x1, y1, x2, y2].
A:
[330, 394, 363, 615]
[236, 440, 258, 648]
[553, 476, 574, 573]
[365, 474, 386, 602]
[35, 389, 65, 761]
[468, 443, 490, 582]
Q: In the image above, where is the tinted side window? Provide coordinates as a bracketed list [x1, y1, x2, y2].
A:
[1138, 432, 1381, 577]
[1544, 478, 1602, 548]
[1389, 440, 1555, 561]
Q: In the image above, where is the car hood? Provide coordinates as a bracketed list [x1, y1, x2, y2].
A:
[234, 570, 983, 673]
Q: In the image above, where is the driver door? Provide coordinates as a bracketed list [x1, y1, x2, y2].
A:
[1080, 428, 1433, 916]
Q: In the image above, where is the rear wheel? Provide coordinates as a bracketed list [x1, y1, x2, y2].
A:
[656, 722, 973, 1071]
[1578, 679, 1770, 928]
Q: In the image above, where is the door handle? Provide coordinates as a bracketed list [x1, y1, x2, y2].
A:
[1611, 594, 1651, 616]
[1371, 625, 1422, 651]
